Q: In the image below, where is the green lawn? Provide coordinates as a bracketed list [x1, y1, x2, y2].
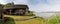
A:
[15, 17, 45, 24]
[0, 19, 3, 24]
[4, 14, 60, 24]
[4, 15, 45, 24]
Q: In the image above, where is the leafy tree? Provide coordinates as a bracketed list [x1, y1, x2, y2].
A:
[4, 2, 14, 8]
[0, 4, 3, 6]
[6, 2, 14, 6]
[0, 4, 4, 7]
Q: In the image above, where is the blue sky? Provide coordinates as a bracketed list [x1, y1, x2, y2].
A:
[0, 0, 60, 12]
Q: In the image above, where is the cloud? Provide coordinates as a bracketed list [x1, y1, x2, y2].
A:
[0, 0, 6, 4]
[14, 0, 27, 4]
[27, 0, 48, 12]
[40, 0, 60, 12]
[27, 0, 40, 5]
[0, 0, 27, 4]
[47, 0, 60, 4]
[28, 0, 60, 12]
[0, 0, 14, 4]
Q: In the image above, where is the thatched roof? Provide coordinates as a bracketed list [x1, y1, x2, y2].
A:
[4, 4, 29, 9]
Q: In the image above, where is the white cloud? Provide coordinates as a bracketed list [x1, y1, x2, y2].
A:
[40, 0, 60, 12]
[0, 0, 27, 4]
[14, 0, 28, 4]
[39, 4, 60, 12]
[0, 0, 6, 4]
[47, 0, 60, 4]
[29, 0, 60, 12]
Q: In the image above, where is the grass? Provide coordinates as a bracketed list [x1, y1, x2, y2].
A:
[4, 13, 60, 24]
[15, 17, 44, 24]
[4, 17, 15, 24]
[4, 14, 60, 24]
[44, 13, 60, 24]
[0, 19, 3, 24]
[4, 15, 45, 24]
[4, 21, 15, 24]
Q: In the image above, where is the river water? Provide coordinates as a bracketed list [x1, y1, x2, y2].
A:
[34, 12, 60, 18]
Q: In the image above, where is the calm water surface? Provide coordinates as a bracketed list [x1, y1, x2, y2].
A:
[34, 12, 60, 18]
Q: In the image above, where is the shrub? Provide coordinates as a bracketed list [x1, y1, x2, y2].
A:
[45, 13, 60, 24]
[4, 17, 15, 24]
[26, 11, 35, 16]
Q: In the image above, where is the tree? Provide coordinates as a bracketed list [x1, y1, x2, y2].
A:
[4, 2, 14, 8]
[0, 4, 3, 6]
[6, 2, 14, 6]
[26, 11, 35, 16]
[0, 4, 4, 7]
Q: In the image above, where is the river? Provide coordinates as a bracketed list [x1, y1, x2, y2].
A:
[34, 12, 60, 18]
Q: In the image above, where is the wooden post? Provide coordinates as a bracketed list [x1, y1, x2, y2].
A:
[0, 6, 3, 19]
[25, 8, 28, 15]
[10, 9, 11, 14]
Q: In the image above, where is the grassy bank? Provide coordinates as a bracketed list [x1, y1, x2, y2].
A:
[4, 15, 45, 24]
[4, 14, 60, 24]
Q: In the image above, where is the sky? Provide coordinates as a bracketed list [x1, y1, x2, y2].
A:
[0, 0, 60, 12]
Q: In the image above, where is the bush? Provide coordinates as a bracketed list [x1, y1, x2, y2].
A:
[26, 11, 35, 16]
[26, 13, 35, 16]
[4, 17, 15, 24]
[45, 13, 60, 24]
